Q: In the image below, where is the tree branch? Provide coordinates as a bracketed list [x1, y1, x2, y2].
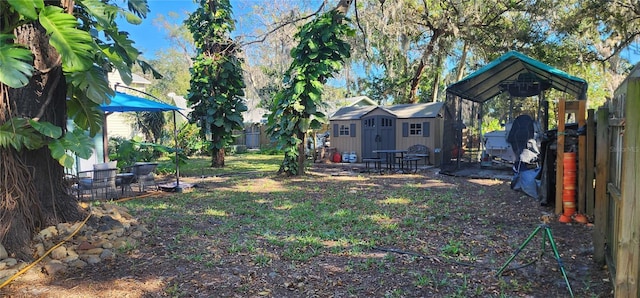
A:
[354, 0, 370, 60]
[33, 66, 62, 121]
[334, 0, 354, 16]
[601, 32, 640, 62]
[240, 2, 326, 47]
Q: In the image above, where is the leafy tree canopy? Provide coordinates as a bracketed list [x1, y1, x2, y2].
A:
[267, 9, 354, 175]
[185, 0, 247, 167]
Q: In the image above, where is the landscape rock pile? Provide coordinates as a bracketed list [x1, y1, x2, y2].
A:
[0, 203, 147, 282]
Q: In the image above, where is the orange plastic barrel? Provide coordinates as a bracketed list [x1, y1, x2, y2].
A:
[559, 214, 572, 223]
[563, 171, 576, 179]
[563, 152, 577, 192]
[563, 200, 575, 210]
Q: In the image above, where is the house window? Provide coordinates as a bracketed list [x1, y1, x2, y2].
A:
[409, 123, 422, 135]
[339, 125, 350, 136]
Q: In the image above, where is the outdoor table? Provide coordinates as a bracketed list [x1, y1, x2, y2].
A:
[372, 149, 408, 172]
[116, 173, 135, 197]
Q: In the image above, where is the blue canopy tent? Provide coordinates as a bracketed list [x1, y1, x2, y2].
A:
[99, 91, 186, 192]
[101, 91, 181, 112]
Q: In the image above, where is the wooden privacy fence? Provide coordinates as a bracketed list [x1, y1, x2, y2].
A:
[592, 69, 640, 297]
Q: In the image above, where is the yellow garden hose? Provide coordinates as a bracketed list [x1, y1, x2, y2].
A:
[0, 208, 92, 289]
[0, 191, 159, 289]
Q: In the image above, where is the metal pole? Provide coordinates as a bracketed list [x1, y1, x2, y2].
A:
[495, 225, 543, 276]
[102, 113, 109, 163]
[479, 102, 484, 157]
[173, 111, 182, 193]
[509, 94, 514, 122]
[457, 96, 462, 169]
[545, 227, 574, 297]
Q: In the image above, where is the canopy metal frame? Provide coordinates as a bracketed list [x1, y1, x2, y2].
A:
[100, 84, 187, 192]
[445, 51, 587, 168]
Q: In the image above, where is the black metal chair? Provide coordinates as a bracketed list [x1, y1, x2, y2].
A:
[127, 162, 159, 192]
[78, 161, 118, 200]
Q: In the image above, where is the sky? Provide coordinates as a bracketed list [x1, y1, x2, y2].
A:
[119, 1, 640, 71]
[116, 0, 197, 59]
[117, 0, 326, 60]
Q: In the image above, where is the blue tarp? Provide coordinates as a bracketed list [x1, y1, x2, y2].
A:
[100, 91, 180, 112]
[511, 167, 541, 199]
[97, 91, 184, 191]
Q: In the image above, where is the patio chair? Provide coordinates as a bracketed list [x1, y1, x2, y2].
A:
[128, 162, 159, 192]
[405, 144, 430, 165]
[78, 161, 119, 200]
[64, 173, 81, 200]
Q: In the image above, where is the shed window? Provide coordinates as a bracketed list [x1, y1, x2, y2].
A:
[409, 123, 422, 136]
[339, 125, 350, 136]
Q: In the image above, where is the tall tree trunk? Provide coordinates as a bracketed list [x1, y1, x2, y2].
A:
[455, 41, 469, 81]
[211, 133, 225, 167]
[334, 0, 354, 15]
[211, 147, 225, 167]
[408, 29, 443, 103]
[287, 0, 353, 176]
[0, 89, 42, 260]
[297, 131, 306, 175]
[430, 54, 442, 102]
[1, 22, 85, 259]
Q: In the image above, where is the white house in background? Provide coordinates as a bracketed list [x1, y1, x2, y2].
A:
[167, 92, 191, 124]
[106, 71, 152, 138]
[74, 71, 154, 172]
[167, 92, 189, 110]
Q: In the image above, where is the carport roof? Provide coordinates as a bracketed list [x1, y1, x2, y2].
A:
[446, 51, 588, 103]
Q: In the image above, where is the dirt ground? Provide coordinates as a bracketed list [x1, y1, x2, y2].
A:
[1, 164, 612, 297]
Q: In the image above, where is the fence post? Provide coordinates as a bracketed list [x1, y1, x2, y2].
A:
[614, 79, 640, 297]
[555, 99, 566, 214]
[586, 109, 595, 216]
[593, 107, 609, 265]
[577, 100, 587, 214]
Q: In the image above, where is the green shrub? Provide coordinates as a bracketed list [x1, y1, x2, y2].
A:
[259, 146, 283, 155]
[177, 122, 208, 156]
[225, 145, 247, 155]
[109, 137, 188, 171]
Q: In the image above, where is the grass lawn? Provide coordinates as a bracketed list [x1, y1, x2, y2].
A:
[11, 152, 611, 297]
[107, 153, 610, 297]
